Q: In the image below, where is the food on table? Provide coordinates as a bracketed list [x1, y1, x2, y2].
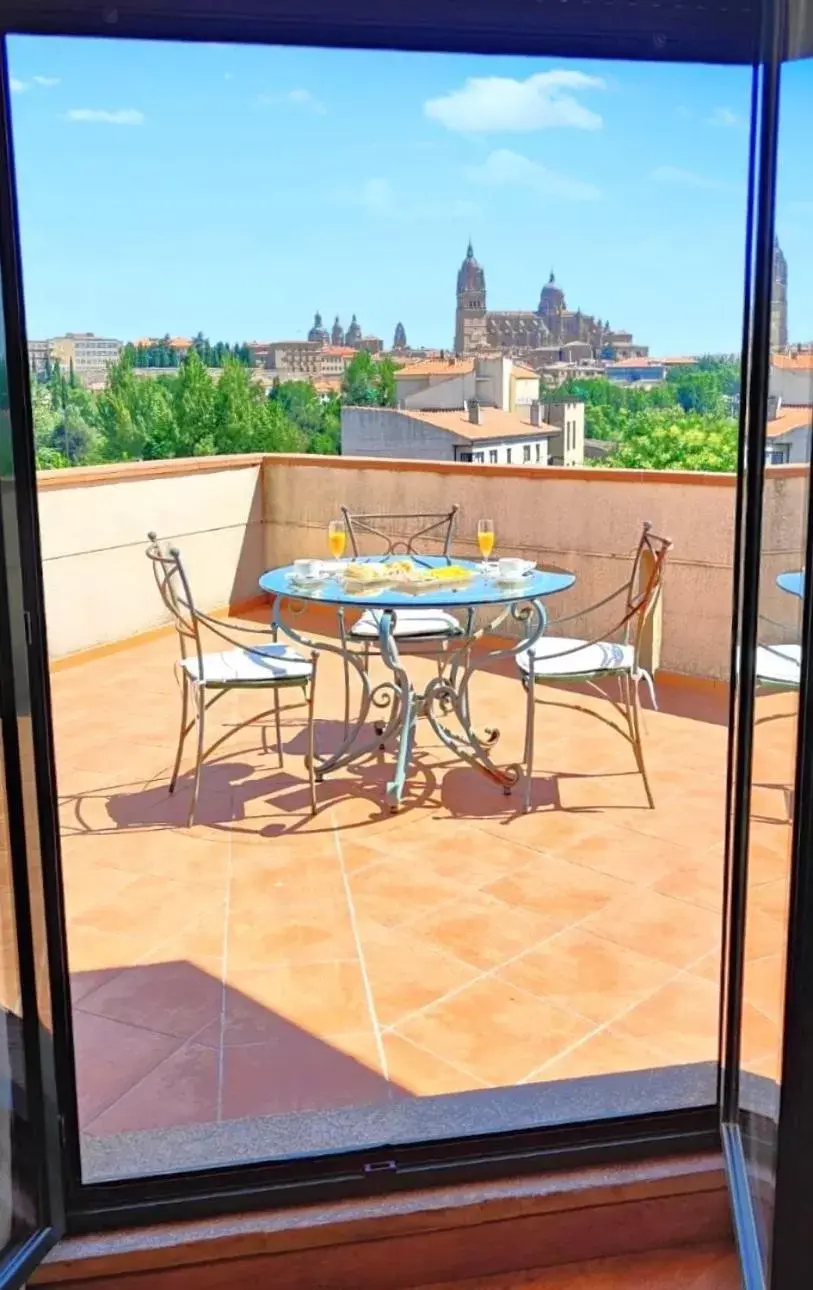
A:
[343, 559, 473, 586]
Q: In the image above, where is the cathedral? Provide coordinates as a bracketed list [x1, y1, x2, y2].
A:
[454, 242, 645, 364]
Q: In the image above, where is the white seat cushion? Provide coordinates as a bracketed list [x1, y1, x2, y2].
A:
[350, 607, 462, 639]
[517, 637, 634, 678]
[181, 643, 312, 686]
[756, 643, 801, 687]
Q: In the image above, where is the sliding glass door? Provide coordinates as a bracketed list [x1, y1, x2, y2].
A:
[0, 47, 64, 1290]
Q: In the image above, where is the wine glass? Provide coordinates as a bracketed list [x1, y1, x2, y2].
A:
[477, 518, 495, 564]
[328, 519, 346, 560]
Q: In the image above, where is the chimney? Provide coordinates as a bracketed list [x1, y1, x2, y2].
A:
[468, 399, 482, 425]
[767, 393, 781, 421]
[529, 400, 545, 427]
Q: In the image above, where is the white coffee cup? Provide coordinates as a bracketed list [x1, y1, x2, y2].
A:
[293, 558, 320, 579]
[498, 557, 524, 581]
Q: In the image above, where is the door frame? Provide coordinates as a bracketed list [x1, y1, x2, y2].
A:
[0, 0, 806, 1277]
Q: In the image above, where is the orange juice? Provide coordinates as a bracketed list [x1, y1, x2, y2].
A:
[477, 529, 494, 559]
[329, 528, 346, 558]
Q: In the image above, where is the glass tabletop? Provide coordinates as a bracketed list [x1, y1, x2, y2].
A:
[777, 570, 804, 598]
[259, 556, 575, 609]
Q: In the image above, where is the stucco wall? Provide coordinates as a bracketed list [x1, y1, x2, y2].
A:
[36, 454, 809, 680]
[263, 457, 743, 679]
[341, 408, 461, 461]
[38, 459, 264, 658]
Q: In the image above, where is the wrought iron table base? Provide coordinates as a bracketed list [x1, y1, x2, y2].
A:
[272, 596, 547, 811]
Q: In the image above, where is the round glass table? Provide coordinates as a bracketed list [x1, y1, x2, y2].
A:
[259, 556, 575, 810]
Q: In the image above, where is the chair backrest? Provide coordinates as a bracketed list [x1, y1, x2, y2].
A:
[623, 522, 672, 657]
[340, 505, 459, 559]
[145, 532, 205, 675]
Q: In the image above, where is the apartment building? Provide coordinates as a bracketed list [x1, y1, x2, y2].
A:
[49, 332, 122, 381]
[342, 398, 585, 467]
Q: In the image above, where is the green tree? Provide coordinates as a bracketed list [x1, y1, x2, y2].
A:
[170, 351, 217, 455]
[376, 357, 398, 407]
[341, 351, 378, 405]
[600, 408, 737, 472]
[341, 352, 399, 407]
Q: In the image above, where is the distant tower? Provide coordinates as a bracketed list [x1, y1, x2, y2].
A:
[393, 321, 407, 350]
[537, 272, 567, 343]
[455, 241, 487, 354]
[331, 316, 345, 346]
[346, 314, 362, 347]
[771, 239, 788, 351]
[307, 311, 329, 345]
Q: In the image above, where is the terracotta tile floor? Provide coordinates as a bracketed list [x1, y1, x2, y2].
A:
[51, 610, 793, 1164]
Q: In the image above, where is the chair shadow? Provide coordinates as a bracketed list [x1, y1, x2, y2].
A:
[72, 958, 406, 1142]
[59, 716, 443, 841]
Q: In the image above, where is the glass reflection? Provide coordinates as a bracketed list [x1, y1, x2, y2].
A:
[740, 54, 813, 1269]
[0, 728, 37, 1262]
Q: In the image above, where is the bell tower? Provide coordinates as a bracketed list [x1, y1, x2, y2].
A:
[455, 241, 488, 354]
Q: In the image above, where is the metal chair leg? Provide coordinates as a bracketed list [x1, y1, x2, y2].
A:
[623, 672, 655, 808]
[169, 670, 190, 794]
[523, 664, 536, 814]
[273, 686, 284, 768]
[188, 686, 206, 827]
[307, 652, 319, 815]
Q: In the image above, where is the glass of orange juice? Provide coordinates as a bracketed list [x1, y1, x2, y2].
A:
[477, 518, 495, 562]
[328, 519, 346, 559]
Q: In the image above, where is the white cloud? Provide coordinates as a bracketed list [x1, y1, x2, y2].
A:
[651, 165, 724, 190]
[258, 88, 326, 114]
[33, 75, 60, 87]
[339, 177, 477, 223]
[708, 106, 742, 127]
[10, 78, 26, 94]
[424, 70, 605, 133]
[66, 108, 145, 125]
[465, 149, 601, 201]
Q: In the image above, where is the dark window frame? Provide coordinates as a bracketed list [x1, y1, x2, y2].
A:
[1, 4, 811, 1282]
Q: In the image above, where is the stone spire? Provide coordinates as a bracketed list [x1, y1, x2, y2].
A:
[331, 315, 344, 346]
[346, 314, 362, 347]
[393, 321, 407, 350]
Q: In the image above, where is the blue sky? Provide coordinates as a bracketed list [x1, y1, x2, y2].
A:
[7, 36, 813, 354]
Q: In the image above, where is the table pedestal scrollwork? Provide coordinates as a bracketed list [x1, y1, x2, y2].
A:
[272, 593, 548, 811]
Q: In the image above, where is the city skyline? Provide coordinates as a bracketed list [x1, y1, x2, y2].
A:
[8, 36, 813, 353]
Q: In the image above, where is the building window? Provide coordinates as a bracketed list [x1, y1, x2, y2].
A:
[489, 449, 498, 464]
[767, 442, 791, 464]
[473, 451, 485, 463]
[523, 444, 531, 463]
[506, 447, 512, 463]
[535, 443, 541, 462]
[458, 451, 473, 462]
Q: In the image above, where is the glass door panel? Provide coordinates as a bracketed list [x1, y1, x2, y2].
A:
[0, 41, 64, 1287]
[733, 38, 813, 1285]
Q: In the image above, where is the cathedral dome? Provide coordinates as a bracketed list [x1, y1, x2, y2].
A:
[538, 271, 566, 314]
[457, 241, 485, 294]
[308, 311, 329, 344]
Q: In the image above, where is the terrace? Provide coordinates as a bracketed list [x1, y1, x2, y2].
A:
[42, 453, 798, 1181]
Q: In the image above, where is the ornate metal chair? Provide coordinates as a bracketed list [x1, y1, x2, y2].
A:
[517, 522, 672, 812]
[337, 504, 469, 733]
[146, 533, 318, 825]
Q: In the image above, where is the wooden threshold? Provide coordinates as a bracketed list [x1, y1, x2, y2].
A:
[33, 1152, 731, 1289]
